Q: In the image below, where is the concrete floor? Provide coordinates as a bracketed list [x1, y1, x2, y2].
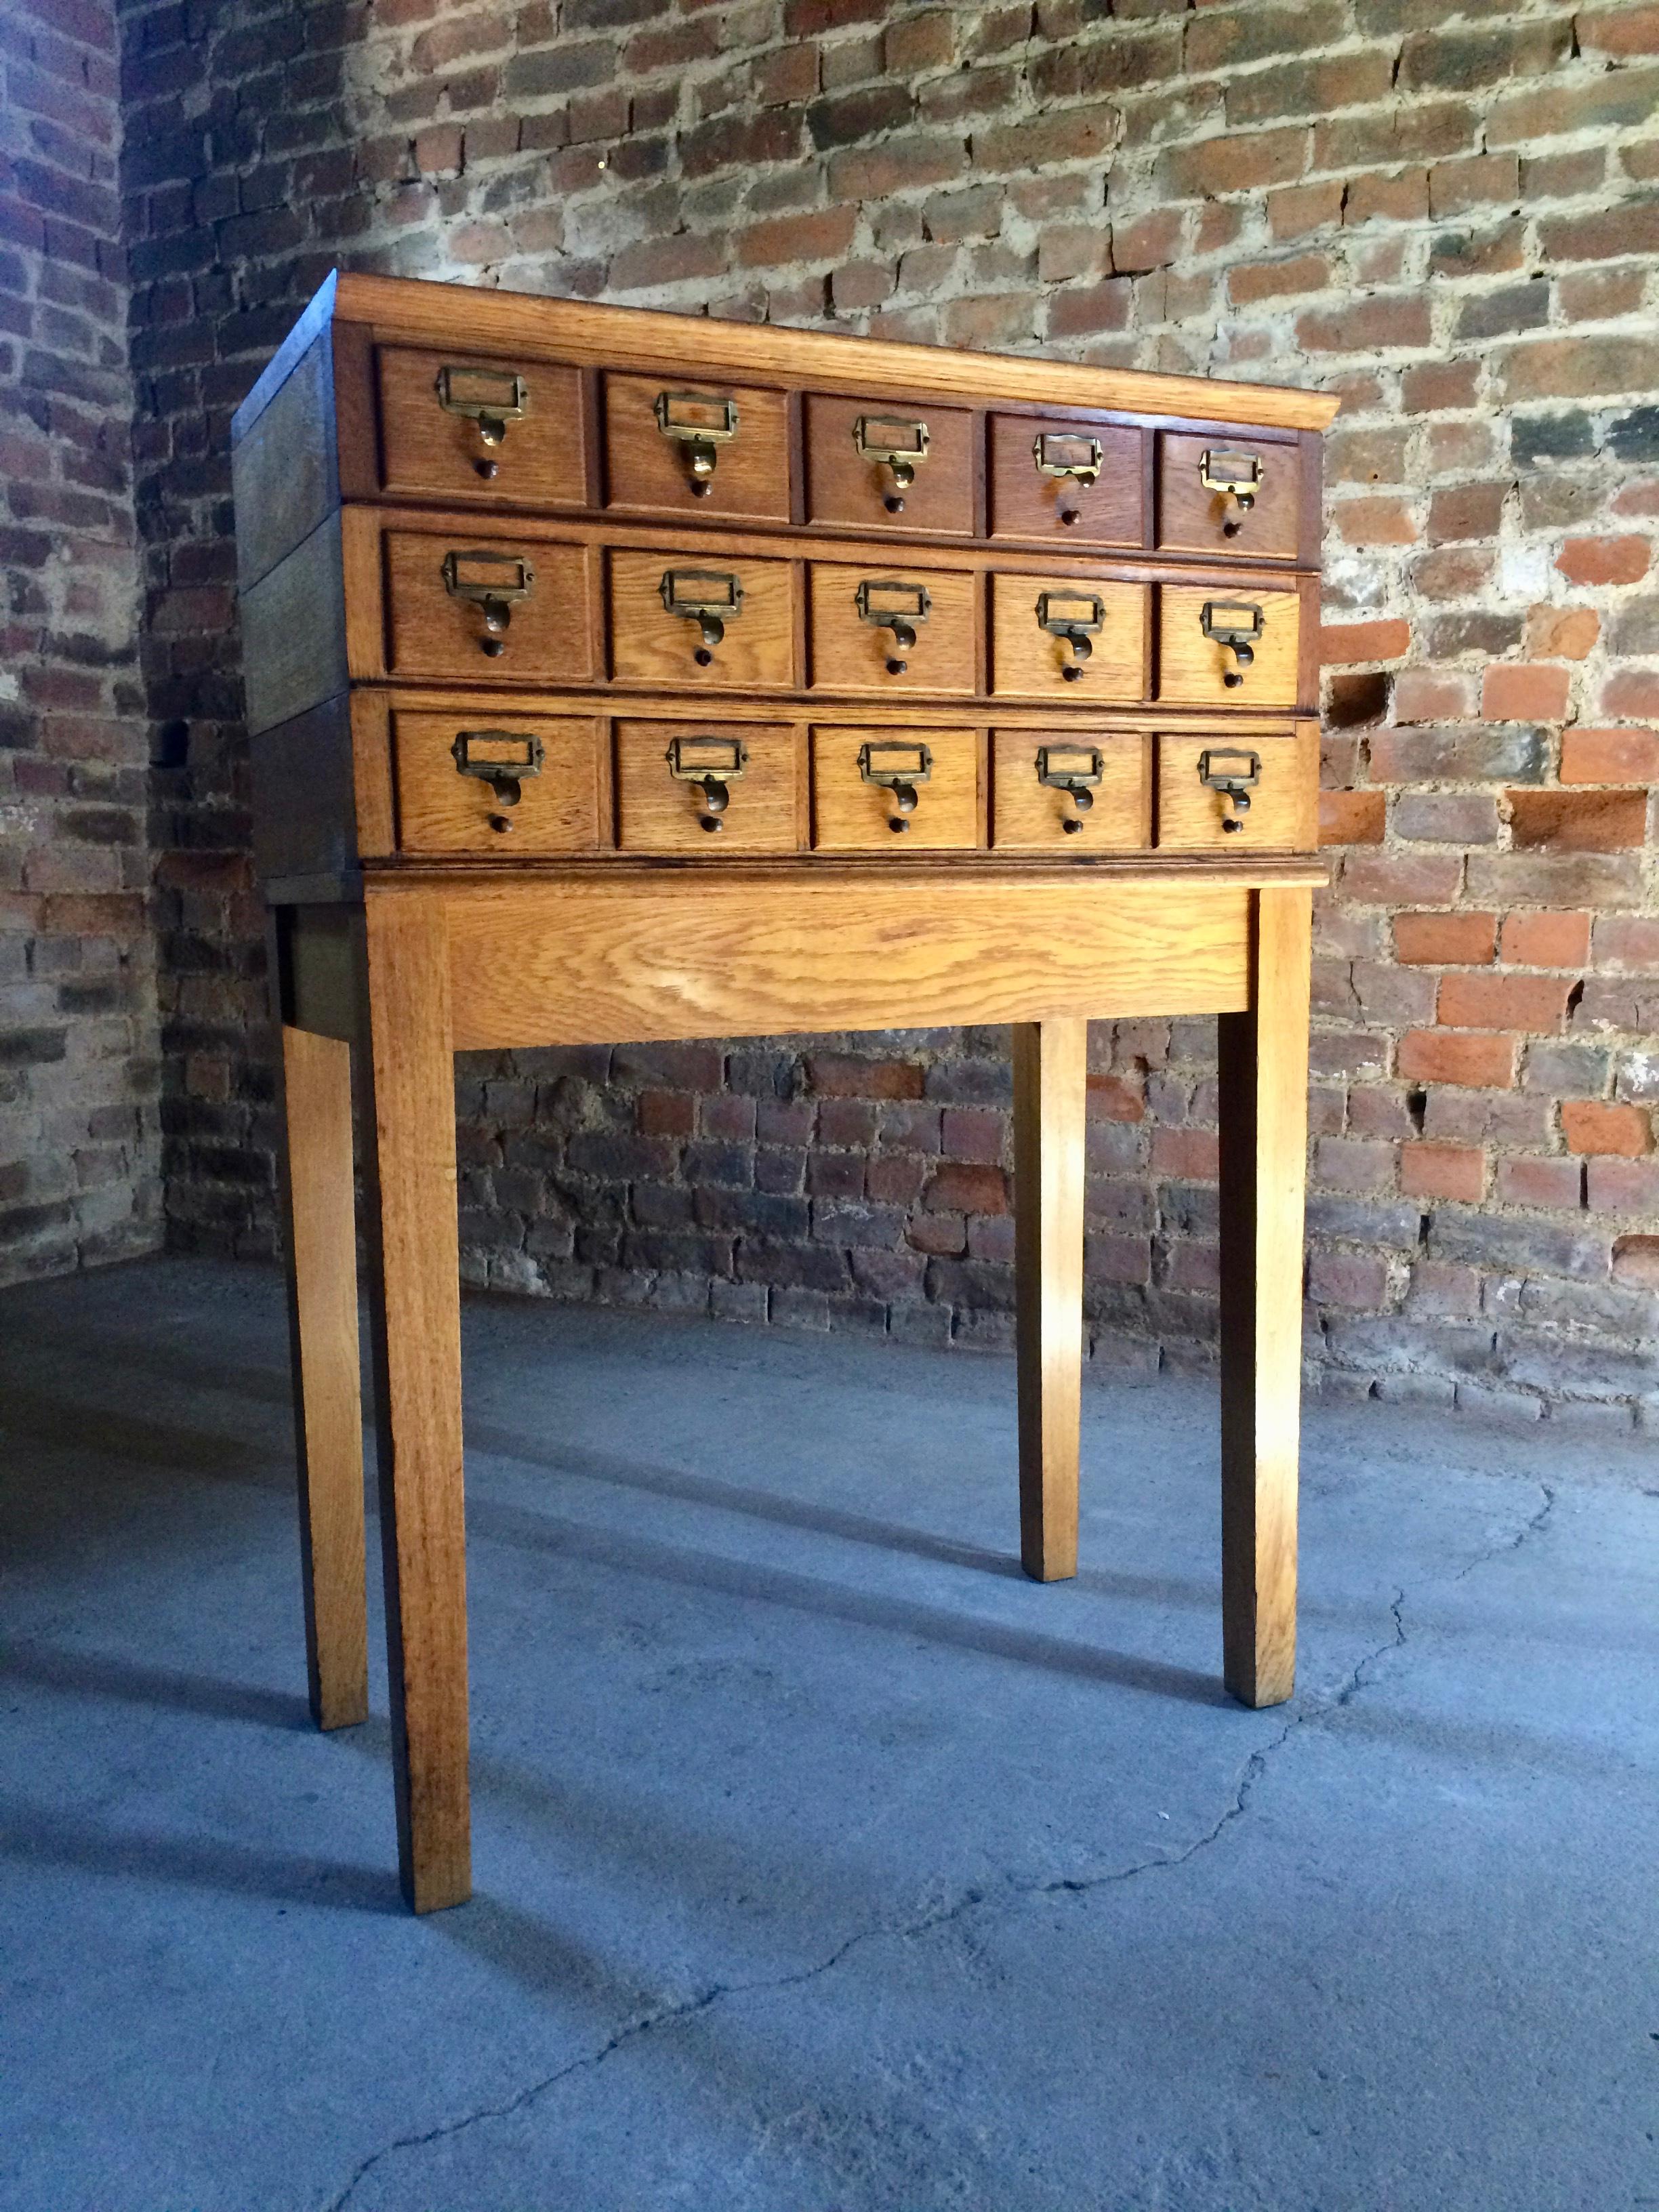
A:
[0, 1257, 1654, 2212]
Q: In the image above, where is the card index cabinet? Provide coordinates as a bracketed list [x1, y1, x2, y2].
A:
[234, 270, 1337, 1913]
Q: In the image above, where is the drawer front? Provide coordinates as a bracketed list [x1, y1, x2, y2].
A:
[1157, 585, 1300, 707]
[393, 710, 601, 855]
[615, 719, 799, 853]
[989, 575, 1146, 702]
[989, 416, 1141, 547]
[990, 729, 1149, 852]
[811, 724, 980, 851]
[378, 348, 587, 508]
[1157, 432, 1300, 560]
[384, 532, 596, 684]
[807, 562, 976, 696]
[804, 395, 975, 537]
[1156, 731, 1315, 851]
[609, 552, 796, 691]
[604, 373, 790, 523]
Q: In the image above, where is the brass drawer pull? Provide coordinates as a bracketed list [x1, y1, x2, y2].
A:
[854, 413, 930, 512]
[666, 733, 747, 834]
[451, 727, 545, 832]
[1034, 431, 1103, 525]
[1036, 743, 1103, 834]
[855, 577, 932, 673]
[660, 567, 744, 661]
[442, 548, 535, 656]
[436, 366, 529, 469]
[859, 739, 932, 834]
[1036, 589, 1105, 681]
[1200, 447, 1263, 537]
[1199, 745, 1260, 834]
[1200, 599, 1265, 687]
[655, 390, 739, 496]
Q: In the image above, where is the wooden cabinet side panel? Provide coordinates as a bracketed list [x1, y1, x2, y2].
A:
[241, 513, 348, 737]
[232, 326, 338, 593]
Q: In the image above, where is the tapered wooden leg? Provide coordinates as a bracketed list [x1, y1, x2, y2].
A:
[277, 1021, 369, 1731]
[1218, 886, 1312, 1708]
[1013, 1017, 1088, 1582]
[359, 891, 470, 1913]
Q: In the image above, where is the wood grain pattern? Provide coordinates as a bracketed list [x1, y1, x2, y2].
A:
[1157, 583, 1300, 708]
[1155, 727, 1317, 853]
[811, 722, 980, 851]
[378, 346, 588, 508]
[359, 891, 471, 1912]
[609, 548, 796, 691]
[333, 270, 1342, 430]
[232, 326, 336, 591]
[806, 561, 977, 696]
[434, 874, 1252, 1049]
[989, 416, 1141, 547]
[804, 394, 975, 537]
[989, 574, 1146, 702]
[1156, 430, 1301, 560]
[1014, 1017, 1087, 1582]
[394, 708, 602, 855]
[382, 529, 594, 685]
[615, 717, 800, 854]
[604, 371, 790, 522]
[1218, 885, 1311, 1708]
[350, 689, 396, 859]
[278, 1019, 369, 1731]
[241, 514, 347, 737]
[991, 729, 1150, 852]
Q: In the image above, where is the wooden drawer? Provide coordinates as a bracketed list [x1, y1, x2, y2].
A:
[1156, 432, 1300, 560]
[807, 562, 976, 696]
[988, 575, 1145, 702]
[990, 729, 1149, 852]
[608, 551, 796, 691]
[377, 347, 588, 508]
[384, 530, 596, 684]
[804, 394, 974, 537]
[811, 724, 980, 851]
[615, 719, 799, 854]
[603, 372, 790, 523]
[1157, 585, 1300, 707]
[392, 709, 601, 855]
[1155, 730, 1316, 851]
[989, 415, 1141, 547]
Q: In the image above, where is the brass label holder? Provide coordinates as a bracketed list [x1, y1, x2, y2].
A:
[1036, 743, 1105, 834]
[1034, 431, 1104, 526]
[1036, 590, 1106, 681]
[853, 414, 931, 512]
[655, 390, 739, 495]
[441, 548, 535, 656]
[1200, 447, 1263, 536]
[1198, 745, 1261, 834]
[855, 577, 932, 673]
[858, 739, 932, 834]
[666, 733, 747, 834]
[451, 727, 545, 832]
[436, 365, 529, 451]
[1200, 599, 1264, 688]
[660, 568, 744, 661]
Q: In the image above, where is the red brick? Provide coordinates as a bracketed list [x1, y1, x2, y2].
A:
[1320, 618, 1410, 665]
[1150, 1127, 1219, 1181]
[1046, 279, 1133, 338]
[735, 205, 856, 267]
[1429, 152, 1519, 217]
[808, 1053, 924, 1100]
[1438, 971, 1573, 1031]
[1481, 663, 1572, 721]
[1401, 1141, 1486, 1202]
[1594, 915, 1659, 968]
[1525, 605, 1599, 661]
[1333, 495, 1418, 547]
[1555, 535, 1652, 587]
[1562, 1101, 1653, 1157]
[1392, 668, 1475, 723]
[1602, 670, 1659, 717]
[1228, 253, 1330, 304]
[1343, 169, 1429, 225]
[1559, 727, 1659, 783]
[1319, 790, 1385, 846]
[1497, 1155, 1583, 1208]
[1507, 788, 1649, 851]
[923, 1161, 1007, 1214]
[1500, 911, 1591, 968]
[1297, 294, 1432, 352]
[1086, 1073, 1145, 1123]
[1429, 481, 1506, 543]
[1164, 126, 1308, 199]
[1395, 910, 1498, 966]
[1612, 1233, 1659, 1286]
[1398, 1030, 1517, 1087]
[1404, 359, 1480, 413]
[1307, 1250, 1389, 1309]
[1111, 209, 1184, 272]
[1267, 180, 1343, 240]
[1578, 5, 1659, 57]
[1586, 1157, 1659, 1213]
[1500, 335, 1659, 403]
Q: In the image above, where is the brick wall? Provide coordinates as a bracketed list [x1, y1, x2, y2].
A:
[0, 0, 158, 1286]
[120, 0, 1658, 1420]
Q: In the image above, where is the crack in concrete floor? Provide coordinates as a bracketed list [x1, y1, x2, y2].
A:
[323, 1481, 1556, 2212]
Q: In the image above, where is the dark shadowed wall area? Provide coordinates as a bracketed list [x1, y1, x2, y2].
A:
[112, 0, 1659, 1418]
[1, 0, 158, 1286]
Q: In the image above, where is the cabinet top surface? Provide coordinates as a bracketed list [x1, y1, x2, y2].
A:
[232, 269, 1343, 447]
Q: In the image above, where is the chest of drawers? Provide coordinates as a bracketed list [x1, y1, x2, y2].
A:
[234, 272, 1336, 1913]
